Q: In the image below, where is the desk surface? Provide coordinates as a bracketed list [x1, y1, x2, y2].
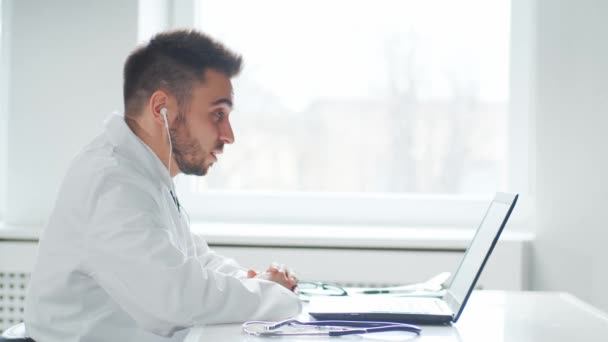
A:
[184, 291, 608, 342]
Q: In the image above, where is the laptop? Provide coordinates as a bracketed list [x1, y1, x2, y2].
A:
[308, 192, 518, 324]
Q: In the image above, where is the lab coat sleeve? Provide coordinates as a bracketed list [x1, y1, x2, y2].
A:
[192, 233, 248, 278]
[84, 176, 301, 337]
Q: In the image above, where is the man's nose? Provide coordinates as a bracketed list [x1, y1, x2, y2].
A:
[220, 119, 235, 144]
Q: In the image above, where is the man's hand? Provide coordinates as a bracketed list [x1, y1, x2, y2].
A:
[247, 262, 298, 292]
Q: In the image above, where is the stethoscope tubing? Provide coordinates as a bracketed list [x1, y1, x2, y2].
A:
[242, 319, 421, 337]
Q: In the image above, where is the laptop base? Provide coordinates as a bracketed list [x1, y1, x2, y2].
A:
[309, 311, 453, 325]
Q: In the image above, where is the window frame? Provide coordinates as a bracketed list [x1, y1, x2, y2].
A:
[171, 0, 532, 230]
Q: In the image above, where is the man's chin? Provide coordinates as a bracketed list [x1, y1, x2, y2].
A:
[191, 167, 208, 176]
[180, 164, 209, 176]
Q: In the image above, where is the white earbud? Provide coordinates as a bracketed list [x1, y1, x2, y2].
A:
[160, 107, 173, 177]
[160, 107, 169, 128]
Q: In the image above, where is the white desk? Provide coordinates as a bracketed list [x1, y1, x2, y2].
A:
[184, 291, 608, 342]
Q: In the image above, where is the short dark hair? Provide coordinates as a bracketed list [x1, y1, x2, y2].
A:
[123, 29, 242, 116]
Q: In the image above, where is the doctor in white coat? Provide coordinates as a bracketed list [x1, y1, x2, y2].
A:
[24, 29, 301, 342]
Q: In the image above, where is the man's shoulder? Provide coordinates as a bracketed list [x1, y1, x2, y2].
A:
[62, 137, 159, 199]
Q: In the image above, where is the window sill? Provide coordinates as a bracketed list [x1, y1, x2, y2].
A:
[0, 222, 40, 241]
[0, 221, 533, 250]
[190, 222, 533, 250]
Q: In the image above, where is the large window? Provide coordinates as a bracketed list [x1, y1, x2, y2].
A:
[177, 0, 515, 226]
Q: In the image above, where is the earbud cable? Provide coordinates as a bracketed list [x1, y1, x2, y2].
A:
[163, 118, 172, 177]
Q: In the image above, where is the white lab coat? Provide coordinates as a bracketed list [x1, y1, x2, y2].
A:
[24, 114, 301, 342]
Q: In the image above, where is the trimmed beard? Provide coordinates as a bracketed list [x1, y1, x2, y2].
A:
[169, 113, 209, 176]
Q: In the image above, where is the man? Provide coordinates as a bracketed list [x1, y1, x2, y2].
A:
[24, 30, 301, 342]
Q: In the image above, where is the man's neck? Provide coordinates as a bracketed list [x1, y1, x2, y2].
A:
[124, 116, 175, 176]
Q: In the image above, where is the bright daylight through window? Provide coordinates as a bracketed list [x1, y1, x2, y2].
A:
[178, 0, 511, 223]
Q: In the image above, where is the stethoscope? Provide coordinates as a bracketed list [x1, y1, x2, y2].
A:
[242, 319, 421, 337]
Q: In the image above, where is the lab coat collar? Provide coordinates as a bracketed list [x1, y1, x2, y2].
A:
[103, 113, 175, 190]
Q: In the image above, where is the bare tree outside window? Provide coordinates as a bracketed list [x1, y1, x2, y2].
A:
[186, 0, 510, 196]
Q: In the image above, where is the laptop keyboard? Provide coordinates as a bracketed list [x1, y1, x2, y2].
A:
[368, 297, 445, 314]
[309, 296, 448, 314]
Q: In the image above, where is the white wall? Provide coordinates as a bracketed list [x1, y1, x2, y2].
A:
[5, 0, 138, 225]
[531, 0, 608, 311]
[0, 0, 9, 220]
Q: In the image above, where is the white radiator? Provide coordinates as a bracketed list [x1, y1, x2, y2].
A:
[0, 241, 37, 332]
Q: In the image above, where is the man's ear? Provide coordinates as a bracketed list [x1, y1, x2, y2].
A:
[149, 90, 170, 127]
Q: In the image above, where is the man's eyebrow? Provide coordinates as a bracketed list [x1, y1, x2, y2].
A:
[212, 98, 233, 108]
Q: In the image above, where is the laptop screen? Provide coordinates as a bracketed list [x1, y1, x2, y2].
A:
[443, 193, 518, 322]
